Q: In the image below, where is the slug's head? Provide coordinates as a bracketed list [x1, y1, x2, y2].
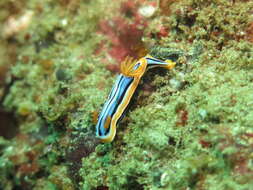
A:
[96, 115, 116, 143]
[120, 56, 148, 78]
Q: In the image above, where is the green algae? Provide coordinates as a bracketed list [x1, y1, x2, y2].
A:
[0, 0, 253, 189]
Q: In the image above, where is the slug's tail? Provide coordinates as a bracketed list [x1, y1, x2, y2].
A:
[145, 54, 176, 70]
[164, 59, 176, 70]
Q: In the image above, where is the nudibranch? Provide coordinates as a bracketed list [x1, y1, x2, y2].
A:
[96, 55, 176, 142]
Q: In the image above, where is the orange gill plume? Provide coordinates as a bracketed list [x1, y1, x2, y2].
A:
[131, 43, 148, 59]
[120, 56, 137, 76]
[120, 56, 147, 78]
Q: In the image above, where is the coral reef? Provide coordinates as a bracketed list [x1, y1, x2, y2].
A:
[0, 0, 253, 189]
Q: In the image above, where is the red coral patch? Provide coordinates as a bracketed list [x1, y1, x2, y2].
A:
[96, 0, 148, 66]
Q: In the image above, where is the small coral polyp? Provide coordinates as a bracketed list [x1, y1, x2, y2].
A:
[96, 54, 176, 142]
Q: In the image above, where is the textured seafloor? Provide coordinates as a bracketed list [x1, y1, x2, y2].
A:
[0, 0, 253, 189]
